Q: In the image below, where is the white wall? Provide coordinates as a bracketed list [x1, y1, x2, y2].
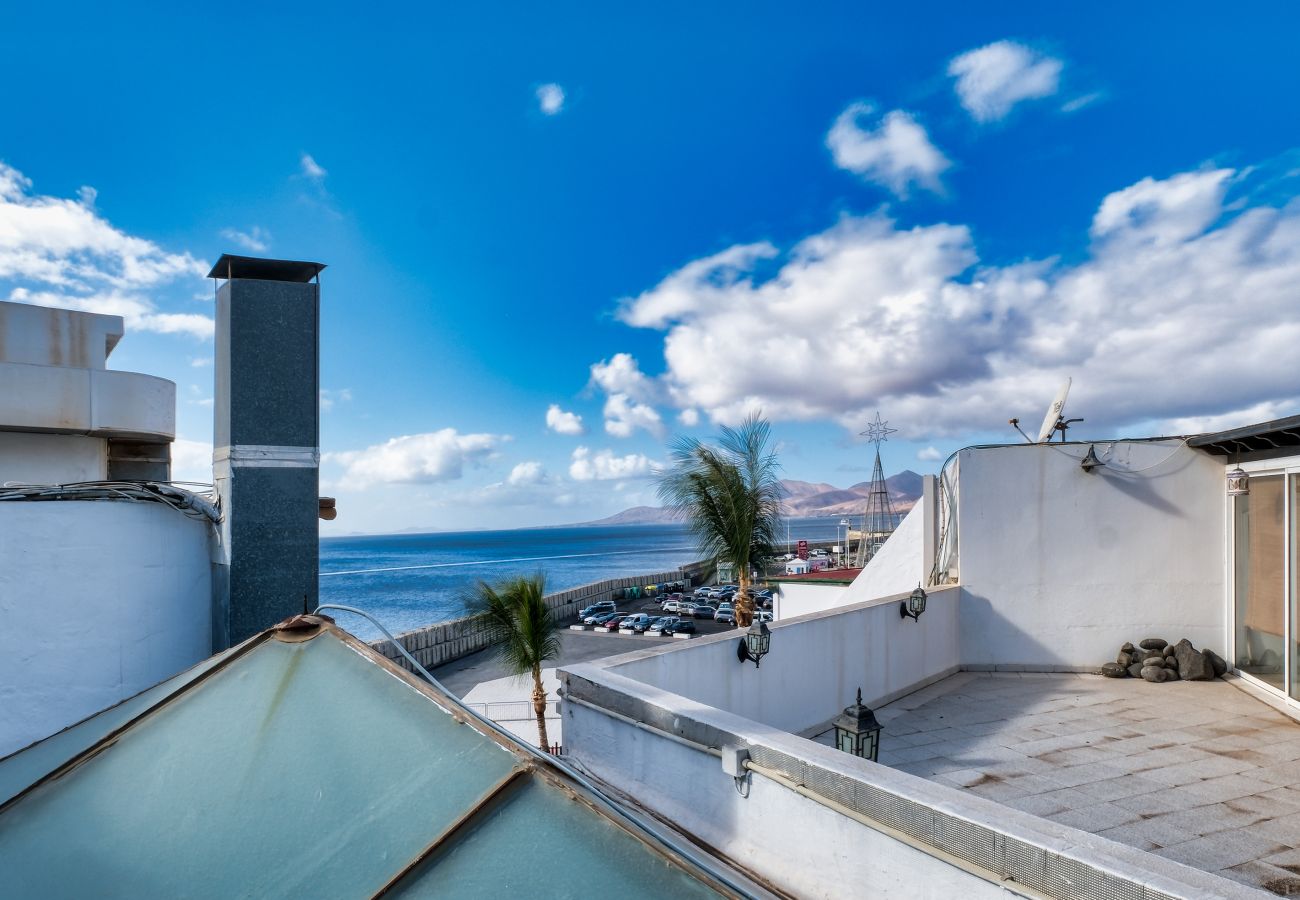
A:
[956, 440, 1227, 670]
[0, 432, 106, 484]
[0, 501, 214, 757]
[772, 581, 847, 620]
[563, 701, 1005, 900]
[603, 586, 961, 735]
[840, 500, 928, 605]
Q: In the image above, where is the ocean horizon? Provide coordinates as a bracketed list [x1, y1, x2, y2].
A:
[319, 517, 852, 640]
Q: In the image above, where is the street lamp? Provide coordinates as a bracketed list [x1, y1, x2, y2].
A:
[839, 518, 850, 564]
[736, 619, 771, 668]
[899, 583, 927, 621]
[833, 688, 882, 761]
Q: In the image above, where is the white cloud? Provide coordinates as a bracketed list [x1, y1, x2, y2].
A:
[589, 352, 655, 401]
[170, 437, 213, 485]
[536, 83, 566, 115]
[545, 403, 585, 435]
[569, 446, 655, 481]
[0, 160, 210, 338]
[329, 429, 506, 489]
[614, 162, 1300, 439]
[300, 153, 327, 180]
[190, 356, 213, 368]
[507, 461, 546, 486]
[917, 446, 943, 461]
[603, 392, 663, 438]
[826, 103, 950, 197]
[220, 226, 271, 253]
[1061, 92, 1102, 114]
[948, 40, 1063, 123]
[678, 408, 701, 427]
[319, 387, 353, 413]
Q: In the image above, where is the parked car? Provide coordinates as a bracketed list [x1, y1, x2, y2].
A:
[691, 602, 717, 619]
[670, 618, 697, 635]
[599, 615, 628, 631]
[714, 605, 737, 626]
[578, 600, 616, 621]
[694, 586, 713, 599]
[755, 611, 773, 623]
[635, 615, 671, 634]
[587, 611, 623, 626]
[647, 616, 677, 635]
[620, 613, 652, 632]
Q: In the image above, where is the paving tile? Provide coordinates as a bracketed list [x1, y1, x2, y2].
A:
[1044, 761, 1128, 788]
[1003, 789, 1091, 818]
[1239, 811, 1300, 848]
[1219, 859, 1300, 895]
[1097, 816, 1202, 851]
[1139, 754, 1255, 786]
[1156, 831, 1293, 872]
[1176, 773, 1279, 805]
[1254, 760, 1300, 788]
[1047, 801, 1140, 832]
[1070, 774, 1166, 804]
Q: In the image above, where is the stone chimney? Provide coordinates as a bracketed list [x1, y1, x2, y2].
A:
[208, 255, 325, 648]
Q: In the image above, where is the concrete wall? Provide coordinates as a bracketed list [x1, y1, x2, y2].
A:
[369, 569, 692, 672]
[0, 432, 106, 484]
[771, 580, 848, 620]
[956, 440, 1228, 671]
[0, 500, 214, 757]
[599, 586, 961, 735]
[840, 499, 928, 604]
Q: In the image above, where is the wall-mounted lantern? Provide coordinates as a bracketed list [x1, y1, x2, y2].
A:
[833, 688, 882, 761]
[900, 583, 927, 621]
[736, 619, 771, 668]
[1227, 466, 1250, 497]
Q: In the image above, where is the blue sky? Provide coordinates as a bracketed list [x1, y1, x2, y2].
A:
[3, 3, 1299, 533]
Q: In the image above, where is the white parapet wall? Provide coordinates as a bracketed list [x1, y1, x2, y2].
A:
[0, 500, 214, 757]
[593, 586, 961, 736]
[955, 440, 1228, 670]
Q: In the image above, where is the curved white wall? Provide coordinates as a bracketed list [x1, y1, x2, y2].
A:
[0, 501, 213, 757]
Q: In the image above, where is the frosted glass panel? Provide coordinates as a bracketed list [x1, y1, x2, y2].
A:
[391, 776, 722, 898]
[1234, 475, 1285, 689]
[0, 635, 518, 898]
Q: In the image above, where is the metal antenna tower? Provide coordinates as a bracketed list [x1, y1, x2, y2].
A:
[852, 412, 898, 568]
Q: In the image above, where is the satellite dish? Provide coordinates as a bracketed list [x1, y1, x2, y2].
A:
[1037, 378, 1072, 443]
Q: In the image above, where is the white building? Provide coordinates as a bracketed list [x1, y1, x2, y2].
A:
[0, 301, 215, 757]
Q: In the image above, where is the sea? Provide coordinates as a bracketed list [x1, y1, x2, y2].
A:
[319, 518, 850, 640]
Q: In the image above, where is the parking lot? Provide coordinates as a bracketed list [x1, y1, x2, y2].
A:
[569, 598, 741, 638]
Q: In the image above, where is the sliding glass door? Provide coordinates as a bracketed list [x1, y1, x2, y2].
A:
[1233, 474, 1286, 691]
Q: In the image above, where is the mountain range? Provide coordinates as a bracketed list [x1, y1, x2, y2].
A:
[577, 470, 924, 526]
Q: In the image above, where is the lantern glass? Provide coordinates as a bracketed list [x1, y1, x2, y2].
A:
[832, 688, 882, 760]
[908, 586, 927, 617]
[1227, 467, 1250, 497]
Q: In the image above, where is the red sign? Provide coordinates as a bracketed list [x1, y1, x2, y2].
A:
[797, 540, 809, 560]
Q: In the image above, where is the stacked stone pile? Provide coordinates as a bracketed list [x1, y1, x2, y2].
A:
[1099, 638, 1228, 682]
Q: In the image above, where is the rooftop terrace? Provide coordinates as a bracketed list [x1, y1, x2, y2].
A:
[812, 672, 1300, 894]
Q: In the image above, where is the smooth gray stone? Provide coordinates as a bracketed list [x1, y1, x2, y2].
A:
[1121, 642, 1136, 653]
[1164, 644, 1177, 658]
[1141, 665, 1172, 683]
[1101, 662, 1129, 678]
[1139, 638, 1168, 651]
[1117, 651, 1134, 668]
[1128, 663, 1145, 678]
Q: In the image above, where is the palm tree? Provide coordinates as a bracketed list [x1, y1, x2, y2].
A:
[656, 412, 782, 627]
[470, 573, 562, 749]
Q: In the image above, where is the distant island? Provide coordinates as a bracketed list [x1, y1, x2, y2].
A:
[573, 471, 924, 527]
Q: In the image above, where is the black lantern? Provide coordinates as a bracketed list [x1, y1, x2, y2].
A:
[736, 619, 771, 668]
[833, 688, 882, 761]
[1227, 466, 1250, 497]
[900, 583, 927, 621]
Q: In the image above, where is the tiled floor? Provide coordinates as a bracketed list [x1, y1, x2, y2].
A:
[813, 672, 1300, 895]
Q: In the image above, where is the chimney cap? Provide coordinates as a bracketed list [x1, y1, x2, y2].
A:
[207, 254, 326, 283]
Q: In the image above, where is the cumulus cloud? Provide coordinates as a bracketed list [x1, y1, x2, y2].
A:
[949, 40, 1062, 122]
[220, 226, 271, 253]
[613, 162, 1300, 439]
[545, 403, 585, 435]
[300, 153, 327, 180]
[536, 83, 566, 115]
[569, 446, 655, 481]
[917, 446, 943, 461]
[678, 408, 701, 427]
[589, 353, 664, 437]
[330, 429, 506, 489]
[826, 103, 950, 196]
[0, 161, 210, 338]
[170, 437, 214, 485]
